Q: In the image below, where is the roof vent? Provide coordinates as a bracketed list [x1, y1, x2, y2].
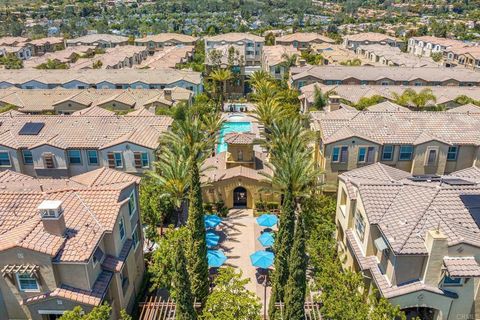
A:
[38, 200, 66, 237]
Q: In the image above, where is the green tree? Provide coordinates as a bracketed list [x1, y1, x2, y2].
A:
[392, 88, 436, 109]
[120, 309, 132, 320]
[173, 239, 197, 320]
[431, 52, 443, 63]
[355, 95, 385, 110]
[209, 68, 233, 110]
[284, 214, 307, 320]
[265, 32, 275, 46]
[186, 159, 209, 303]
[150, 227, 189, 294]
[0, 53, 23, 69]
[59, 303, 111, 320]
[201, 267, 261, 320]
[312, 86, 327, 110]
[36, 59, 69, 70]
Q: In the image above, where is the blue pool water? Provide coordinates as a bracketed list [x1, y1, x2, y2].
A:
[217, 122, 252, 153]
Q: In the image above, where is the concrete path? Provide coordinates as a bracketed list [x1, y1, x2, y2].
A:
[218, 209, 272, 318]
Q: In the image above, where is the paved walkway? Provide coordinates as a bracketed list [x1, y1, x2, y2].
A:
[219, 209, 272, 317]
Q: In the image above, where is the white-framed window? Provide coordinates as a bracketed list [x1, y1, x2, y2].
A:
[67, 150, 82, 165]
[354, 210, 366, 242]
[16, 273, 39, 292]
[399, 145, 413, 161]
[114, 152, 123, 168]
[132, 223, 140, 250]
[87, 150, 99, 165]
[358, 147, 375, 163]
[381, 145, 394, 161]
[119, 217, 126, 240]
[0, 151, 11, 167]
[332, 146, 348, 163]
[447, 146, 458, 161]
[22, 150, 33, 165]
[128, 190, 137, 217]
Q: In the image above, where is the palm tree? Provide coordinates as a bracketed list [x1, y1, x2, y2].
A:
[209, 69, 233, 110]
[248, 70, 274, 89]
[392, 88, 437, 109]
[250, 79, 278, 104]
[280, 53, 298, 80]
[252, 98, 287, 131]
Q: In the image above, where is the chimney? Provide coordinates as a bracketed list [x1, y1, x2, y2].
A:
[327, 95, 341, 112]
[164, 88, 172, 101]
[38, 200, 66, 237]
[422, 229, 448, 287]
[298, 58, 306, 67]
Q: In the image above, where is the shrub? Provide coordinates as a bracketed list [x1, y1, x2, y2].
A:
[204, 202, 213, 213]
[255, 201, 266, 212]
[266, 202, 279, 210]
[215, 200, 228, 217]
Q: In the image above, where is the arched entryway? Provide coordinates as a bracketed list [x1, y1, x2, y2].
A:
[402, 307, 438, 320]
[233, 187, 248, 207]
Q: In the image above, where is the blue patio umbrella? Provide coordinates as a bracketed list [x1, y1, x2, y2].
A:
[206, 231, 220, 248]
[256, 214, 278, 228]
[207, 249, 227, 268]
[204, 214, 222, 229]
[250, 250, 275, 269]
[258, 232, 275, 247]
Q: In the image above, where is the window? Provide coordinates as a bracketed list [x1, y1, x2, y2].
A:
[237, 150, 243, 161]
[354, 210, 366, 241]
[443, 276, 462, 286]
[382, 145, 394, 161]
[113, 152, 123, 168]
[134, 152, 149, 168]
[67, 150, 82, 165]
[92, 246, 104, 267]
[128, 191, 137, 217]
[120, 267, 129, 295]
[332, 146, 348, 163]
[0, 151, 11, 167]
[425, 148, 438, 166]
[358, 147, 375, 163]
[447, 146, 458, 161]
[399, 145, 413, 161]
[22, 150, 33, 165]
[86, 150, 98, 165]
[132, 224, 140, 250]
[339, 189, 347, 217]
[17, 273, 39, 292]
[119, 217, 126, 240]
[43, 153, 55, 168]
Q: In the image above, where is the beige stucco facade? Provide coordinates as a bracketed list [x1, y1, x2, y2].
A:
[336, 178, 480, 320]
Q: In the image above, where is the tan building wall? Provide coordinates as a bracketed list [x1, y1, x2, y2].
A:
[54, 101, 91, 114]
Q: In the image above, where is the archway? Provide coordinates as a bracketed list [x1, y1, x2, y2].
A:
[233, 187, 248, 207]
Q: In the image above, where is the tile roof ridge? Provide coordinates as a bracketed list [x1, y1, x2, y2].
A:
[398, 187, 441, 253]
[89, 167, 107, 187]
[73, 191, 105, 230]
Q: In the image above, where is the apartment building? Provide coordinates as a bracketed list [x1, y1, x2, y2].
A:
[310, 109, 480, 191]
[444, 46, 480, 71]
[66, 34, 129, 48]
[204, 32, 265, 67]
[0, 69, 203, 94]
[336, 163, 480, 319]
[135, 33, 197, 54]
[407, 36, 466, 58]
[136, 45, 195, 69]
[0, 167, 144, 319]
[69, 45, 149, 70]
[356, 44, 438, 68]
[261, 45, 299, 80]
[0, 87, 193, 114]
[275, 32, 334, 50]
[23, 46, 96, 69]
[0, 111, 172, 178]
[290, 66, 480, 88]
[26, 37, 65, 56]
[343, 32, 403, 50]
[299, 83, 480, 111]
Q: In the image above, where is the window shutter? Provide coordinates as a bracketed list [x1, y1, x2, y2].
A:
[43, 153, 55, 169]
[107, 153, 115, 168]
[134, 152, 142, 168]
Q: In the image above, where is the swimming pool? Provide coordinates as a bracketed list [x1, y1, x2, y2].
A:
[217, 121, 252, 153]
